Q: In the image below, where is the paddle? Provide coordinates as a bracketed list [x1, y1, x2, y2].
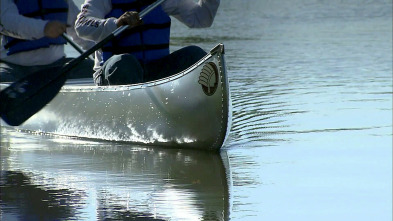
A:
[0, 0, 165, 126]
[62, 33, 94, 60]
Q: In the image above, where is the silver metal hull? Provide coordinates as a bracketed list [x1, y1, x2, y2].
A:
[1, 44, 231, 151]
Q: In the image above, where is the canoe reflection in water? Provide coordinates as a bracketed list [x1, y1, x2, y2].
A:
[0, 134, 231, 220]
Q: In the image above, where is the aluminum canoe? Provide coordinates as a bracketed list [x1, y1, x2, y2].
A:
[1, 44, 232, 151]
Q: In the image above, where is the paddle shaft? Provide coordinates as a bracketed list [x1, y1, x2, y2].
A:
[62, 33, 84, 55]
[0, 0, 165, 126]
[62, 33, 94, 60]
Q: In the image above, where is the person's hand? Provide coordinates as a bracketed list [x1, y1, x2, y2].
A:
[44, 21, 68, 38]
[116, 11, 143, 28]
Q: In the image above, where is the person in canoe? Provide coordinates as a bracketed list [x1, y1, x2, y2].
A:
[0, 0, 94, 82]
[75, 0, 220, 86]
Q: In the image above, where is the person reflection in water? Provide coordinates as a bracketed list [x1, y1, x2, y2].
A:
[0, 171, 79, 220]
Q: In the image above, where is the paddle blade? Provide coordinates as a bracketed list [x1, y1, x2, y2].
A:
[0, 68, 67, 126]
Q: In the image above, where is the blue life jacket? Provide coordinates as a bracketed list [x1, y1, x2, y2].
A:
[102, 0, 171, 64]
[4, 0, 68, 55]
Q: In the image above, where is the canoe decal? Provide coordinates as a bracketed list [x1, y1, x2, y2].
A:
[198, 62, 218, 96]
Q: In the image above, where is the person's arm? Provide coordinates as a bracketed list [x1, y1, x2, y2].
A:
[163, 0, 220, 28]
[66, 0, 94, 50]
[0, 0, 48, 39]
[74, 0, 117, 42]
[75, 0, 142, 43]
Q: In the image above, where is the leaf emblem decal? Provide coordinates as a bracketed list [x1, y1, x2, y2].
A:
[198, 62, 218, 96]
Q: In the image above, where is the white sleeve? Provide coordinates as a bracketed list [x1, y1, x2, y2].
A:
[75, 0, 118, 43]
[0, 0, 47, 39]
[163, 0, 220, 28]
[66, 0, 94, 50]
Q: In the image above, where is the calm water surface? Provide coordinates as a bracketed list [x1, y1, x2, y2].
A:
[1, 0, 392, 220]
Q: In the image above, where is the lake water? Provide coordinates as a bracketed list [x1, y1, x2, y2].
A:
[1, 0, 392, 220]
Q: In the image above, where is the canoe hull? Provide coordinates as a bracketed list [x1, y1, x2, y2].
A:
[1, 44, 231, 151]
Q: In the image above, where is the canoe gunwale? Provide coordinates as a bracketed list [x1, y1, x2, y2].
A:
[61, 44, 225, 93]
